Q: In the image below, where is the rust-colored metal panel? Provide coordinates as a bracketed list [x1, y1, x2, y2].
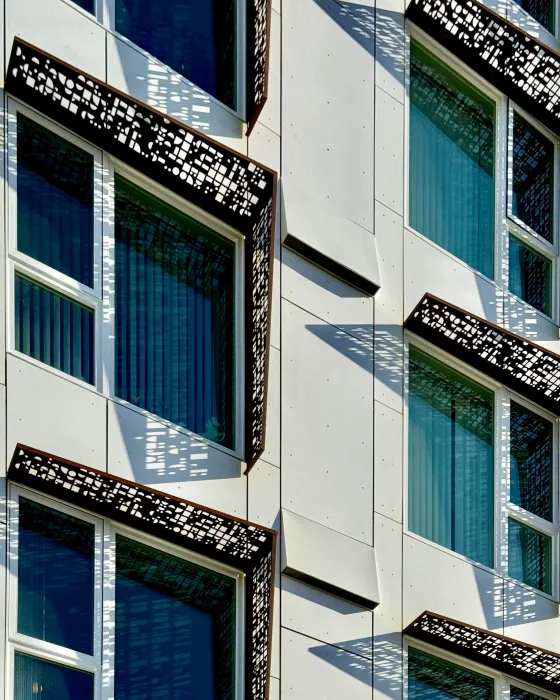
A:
[246, 0, 272, 134]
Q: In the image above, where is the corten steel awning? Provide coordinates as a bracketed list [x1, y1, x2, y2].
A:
[8, 445, 277, 700]
[406, 612, 560, 695]
[247, 0, 273, 133]
[405, 294, 560, 415]
[5, 38, 277, 470]
[406, 0, 560, 137]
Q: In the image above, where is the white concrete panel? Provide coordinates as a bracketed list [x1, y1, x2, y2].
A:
[106, 35, 246, 152]
[6, 0, 105, 80]
[281, 248, 374, 345]
[107, 401, 247, 518]
[257, 9, 280, 135]
[0, 92, 6, 384]
[404, 229, 502, 323]
[504, 581, 560, 652]
[375, 88, 404, 216]
[374, 403, 402, 523]
[282, 575, 373, 657]
[248, 123, 280, 172]
[375, 205, 404, 413]
[282, 301, 374, 544]
[262, 347, 280, 467]
[269, 677, 279, 698]
[270, 200, 281, 351]
[283, 0, 374, 231]
[502, 291, 560, 355]
[7, 355, 107, 471]
[374, 514, 403, 700]
[403, 535, 504, 632]
[375, 8, 405, 103]
[0, 386, 7, 524]
[282, 628, 373, 700]
[0, 523, 5, 698]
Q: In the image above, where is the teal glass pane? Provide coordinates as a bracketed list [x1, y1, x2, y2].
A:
[408, 647, 493, 700]
[115, 0, 236, 109]
[508, 519, 552, 594]
[14, 653, 94, 700]
[510, 401, 553, 521]
[409, 42, 495, 279]
[115, 536, 236, 700]
[15, 274, 95, 385]
[514, 0, 554, 33]
[512, 113, 554, 241]
[508, 235, 552, 316]
[408, 346, 494, 567]
[510, 686, 546, 700]
[115, 176, 235, 448]
[17, 114, 94, 287]
[18, 497, 95, 654]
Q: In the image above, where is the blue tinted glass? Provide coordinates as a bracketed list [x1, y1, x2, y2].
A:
[73, 0, 95, 13]
[514, 0, 554, 33]
[508, 235, 552, 316]
[115, 0, 236, 109]
[114, 177, 235, 448]
[14, 653, 94, 700]
[410, 42, 495, 279]
[15, 274, 95, 385]
[510, 686, 546, 700]
[408, 647, 493, 700]
[508, 519, 552, 594]
[17, 114, 94, 287]
[115, 536, 236, 700]
[18, 497, 95, 655]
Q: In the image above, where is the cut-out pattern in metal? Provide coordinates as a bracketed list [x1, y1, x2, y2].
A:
[247, 0, 271, 134]
[6, 38, 276, 468]
[405, 294, 560, 415]
[406, 0, 560, 138]
[405, 611, 560, 695]
[9, 445, 277, 700]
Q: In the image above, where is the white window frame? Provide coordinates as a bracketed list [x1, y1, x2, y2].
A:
[403, 333, 560, 601]
[5, 484, 245, 700]
[5, 96, 246, 460]
[405, 25, 560, 325]
[404, 638, 558, 700]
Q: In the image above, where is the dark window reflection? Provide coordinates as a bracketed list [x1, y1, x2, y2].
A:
[508, 519, 552, 594]
[512, 112, 554, 242]
[514, 0, 555, 33]
[510, 401, 553, 521]
[508, 235, 552, 316]
[14, 653, 94, 700]
[510, 686, 547, 700]
[18, 497, 95, 655]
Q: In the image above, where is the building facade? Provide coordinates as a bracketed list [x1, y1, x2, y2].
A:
[2, 0, 560, 699]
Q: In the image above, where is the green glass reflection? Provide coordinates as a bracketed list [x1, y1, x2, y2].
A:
[409, 41, 495, 279]
[508, 519, 552, 594]
[508, 235, 552, 316]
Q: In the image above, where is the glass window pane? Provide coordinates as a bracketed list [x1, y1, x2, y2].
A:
[508, 518, 552, 594]
[408, 346, 494, 567]
[73, 0, 95, 13]
[510, 401, 553, 521]
[510, 687, 547, 700]
[14, 653, 94, 700]
[17, 114, 94, 287]
[115, 176, 236, 448]
[15, 274, 95, 385]
[508, 235, 552, 316]
[115, 0, 236, 110]
[409, 41, 495, 279]
[512, 113, 554, 241]
[17, 497, 95, 655]
[408, 647, 493, 700]
[514, 0, 555, 33]
[115, 536, 236, 700]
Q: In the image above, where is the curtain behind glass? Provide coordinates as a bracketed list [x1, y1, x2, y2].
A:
[17, 497, 95, 655]
[114, 177, 235, 448]
[408, 647, 493, 700]
[508, 518, 552, 594]
[16, 114, 94, 287]
[408, 347, 494, 567]
[115, 0, 236, 109]
[14, 653, 94, 700]
[409, 41, 495, 279]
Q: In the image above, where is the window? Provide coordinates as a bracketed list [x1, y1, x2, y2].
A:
[407, 645, 552, 700]
[408, 38, 560, 320]
[514, 0, 555, 34]
[7, 486, 242, 700]
[407, 342, 559, 595]
[7, 101, 242, 454]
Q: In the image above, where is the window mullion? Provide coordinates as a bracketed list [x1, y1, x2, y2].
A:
[497, 389, 510, 578]
[101, 519, 116, 700]
[101, 154, 115, 399]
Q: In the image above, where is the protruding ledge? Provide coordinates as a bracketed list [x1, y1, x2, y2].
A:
[405, 611, 560, 695]
[281, 509, 379, 609]
[281, 181, 381, 297]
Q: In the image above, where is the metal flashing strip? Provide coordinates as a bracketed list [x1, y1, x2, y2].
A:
[404, 294, 560, 415]
[6, 38, 276, 469]
[405, 611, 560, 695]
[406, 0, 560, 137]
[8, 445, 277, 700]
